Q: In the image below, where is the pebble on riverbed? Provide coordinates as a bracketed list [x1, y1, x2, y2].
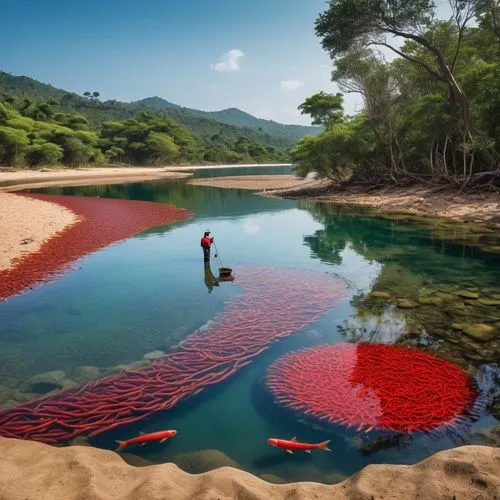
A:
[74, 366, 100, 382]
[20, 370, 66, 393]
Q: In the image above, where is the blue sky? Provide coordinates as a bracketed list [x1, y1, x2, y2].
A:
[1, 0, 451, 125]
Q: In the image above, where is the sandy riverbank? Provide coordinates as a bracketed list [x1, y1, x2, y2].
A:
[0, 193, 191, 300]
[0, 438, 498, 499]
[189, 174, 316, 191]
[0, 167, 192, 191]
[0, 192, 78, 271]
[264, 181, 500, 225]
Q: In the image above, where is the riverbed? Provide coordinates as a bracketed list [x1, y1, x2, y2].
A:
[0, 165, 499, 484]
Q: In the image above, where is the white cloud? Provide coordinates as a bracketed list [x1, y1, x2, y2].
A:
[280, 79, 304, 90]
[211, 49, 244, 72]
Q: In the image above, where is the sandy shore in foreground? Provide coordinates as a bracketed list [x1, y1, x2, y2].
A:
[189, 174, 316, 191]
[0, 167, 192, 191]
[0, 192, 78, 271]
[0, 438, 498, 499]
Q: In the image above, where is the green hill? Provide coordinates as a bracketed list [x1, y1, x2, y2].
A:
[0, 72, 300, 167]
[131, 97, 321, 143]
[0, 72, 320, 150]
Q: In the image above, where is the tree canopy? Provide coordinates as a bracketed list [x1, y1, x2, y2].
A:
[293, 0, 500, 190]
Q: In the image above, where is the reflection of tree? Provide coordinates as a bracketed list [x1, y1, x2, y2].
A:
[31, 179, 296, 220]
[304, 231, 346, 265]
[338, 291, 406, 344]
[300, 201, 500, 287]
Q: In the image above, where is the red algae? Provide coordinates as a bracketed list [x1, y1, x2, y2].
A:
[0, 193, 192, 300]
[267, 343, 477, 434]
[0, 266, 345, 443]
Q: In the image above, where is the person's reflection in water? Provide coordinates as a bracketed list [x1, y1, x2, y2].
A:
[203, 261, 221, 293]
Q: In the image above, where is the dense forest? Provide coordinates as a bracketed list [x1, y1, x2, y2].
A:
[293, 0, 500, 191]
[0, 72, 320, 168]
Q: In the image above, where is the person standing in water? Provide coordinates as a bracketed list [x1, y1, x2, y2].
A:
[200, 230, 214, 262]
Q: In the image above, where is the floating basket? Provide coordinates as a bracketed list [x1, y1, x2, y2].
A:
[219, 267, 233, 278]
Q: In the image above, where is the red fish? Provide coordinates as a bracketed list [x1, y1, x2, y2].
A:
[115, 429, 177, 451]
[267, 436, 331, 454]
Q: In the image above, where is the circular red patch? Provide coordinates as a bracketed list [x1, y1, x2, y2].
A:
[267, 343, 477, 433]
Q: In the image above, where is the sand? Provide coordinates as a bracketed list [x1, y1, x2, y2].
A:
[0, 192, 78, 271]
[264, 182, 500, 224]
[189, 174, 317, 191]
[0, 438, 498, 499]
[0, 167, 192, 191]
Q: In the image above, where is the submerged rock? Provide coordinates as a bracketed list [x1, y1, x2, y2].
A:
[396, 299, 419, 309]
[463, 324, 496, 342]
[478, 299, 500, 307]
[371, 291, 391, 299]
[455, 291, 480, 299]
[20, 370, 66, 394]
[59, 379, 77, 390]
[0, 385, 13, 403]
[143, 350, 165, 361]
[11, 390, 38, 402]
[173, 449, 242, 474]
[0, 399, 18, 410]
[109, 360, 150, 373]
[418, 296, 445, 306]
[74, 366, 100, 382]
[437, 292, 457, 301]
[451, 323, 466, 331]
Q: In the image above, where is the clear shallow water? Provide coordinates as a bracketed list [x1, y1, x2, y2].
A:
[1, 171, 499, 484]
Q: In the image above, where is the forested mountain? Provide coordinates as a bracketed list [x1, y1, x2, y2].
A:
[131, 97, 320, 142]
[0, 71, 303, 167]
[292, 0, 500, 190]
[0, 72, 318, 151]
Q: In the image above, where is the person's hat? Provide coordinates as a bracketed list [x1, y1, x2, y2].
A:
[205, 229, 211, 233]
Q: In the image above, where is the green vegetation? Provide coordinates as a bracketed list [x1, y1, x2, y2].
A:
[0, 71, 320, 168]
[131, 97, 321, 145]
[293, 0, 500, 190]
[0, 76, 292, 167]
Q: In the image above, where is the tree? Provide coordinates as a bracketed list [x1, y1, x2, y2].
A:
[146, 131, 180, 164]
[298, 92, 344, 128]
[316, 0, 482, 185]
[26, 142, 64, 166]
[0, 125, 29, 165]
[92, 91, 100, 100]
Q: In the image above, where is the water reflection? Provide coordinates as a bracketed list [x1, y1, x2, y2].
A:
[203, 262, 220, 293]
[3, 176, 498, 482]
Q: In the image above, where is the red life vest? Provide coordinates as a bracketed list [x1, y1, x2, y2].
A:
[201, 236, 213, 248]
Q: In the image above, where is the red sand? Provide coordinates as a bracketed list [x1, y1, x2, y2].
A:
[0, 267, 345, 443]
[267, 343, 477, 434]
[0, 193, 192, 300]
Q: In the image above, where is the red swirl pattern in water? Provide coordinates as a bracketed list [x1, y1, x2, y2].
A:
[267, 343, 477, 434]
[0, 267, 345, 443]
[0, 193, 193, 300]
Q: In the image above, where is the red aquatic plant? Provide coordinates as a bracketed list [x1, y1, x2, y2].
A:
[0, 193, 193, 300]
[267, 343, 477, 434]
[0, 267, 345, 443]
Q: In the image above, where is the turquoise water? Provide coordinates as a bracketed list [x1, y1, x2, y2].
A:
[1, 172, 499, 483]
